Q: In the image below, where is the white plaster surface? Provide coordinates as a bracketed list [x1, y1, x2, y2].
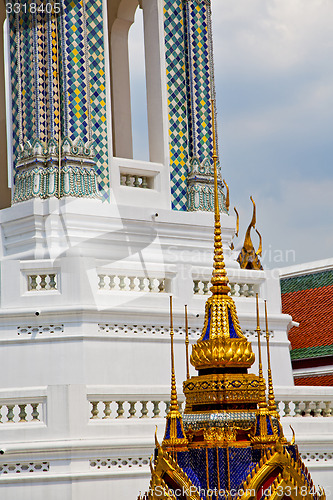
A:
[0, 197, 332, 499]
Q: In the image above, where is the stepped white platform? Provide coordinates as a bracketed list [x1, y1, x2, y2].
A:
[0, 198, 332, 499]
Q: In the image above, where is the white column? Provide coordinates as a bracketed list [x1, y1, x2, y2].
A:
[142, 0, 169, 167]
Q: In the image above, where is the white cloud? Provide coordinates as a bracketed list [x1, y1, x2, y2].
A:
[212, 1, 333, 265]
[127, 1, 333, 264]
[213, 0, 333, 74]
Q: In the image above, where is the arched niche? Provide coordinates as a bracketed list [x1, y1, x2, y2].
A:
[108, 0, 137, 159]
[107, 0, 168, 164]
[0, 2, 11, 208]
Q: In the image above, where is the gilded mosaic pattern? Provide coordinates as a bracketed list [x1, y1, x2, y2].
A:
[20, 12, 35, 145]
[85, 0, 109, 201]
[164, 0, 189, 211]
[9, 15, 20, 175]
[63, 0, 90, 141]
[8, 0, 109, 201]
[184, 0, 213, 161]
[164, 0, 216, 211]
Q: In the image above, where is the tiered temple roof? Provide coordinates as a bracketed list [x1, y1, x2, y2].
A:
[139, 106, 325, 500]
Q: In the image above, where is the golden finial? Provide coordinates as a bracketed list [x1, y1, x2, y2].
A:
[237, 197, 263, 270]
[169, 295, 178, 412]
[256, 293, 266, 408]
[244, 196, 256, 251]
[234, 207, 239, 237]
[223, 178, 230, 212]
[210, 100, 230, 296]
[154, 426, 160, 449]
[265, 300, 277, 413]
[162, 297, 188, 451]
[185, 305, 190, 380]
[256, 229, 262, 257]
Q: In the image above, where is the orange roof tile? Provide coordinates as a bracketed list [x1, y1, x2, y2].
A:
[281, 285, 333, 350]
[294, 374, 333, 386]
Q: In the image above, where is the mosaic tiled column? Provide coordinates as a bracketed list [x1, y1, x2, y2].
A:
[164, 0, 226, 213]
[9, 0, 109, 203]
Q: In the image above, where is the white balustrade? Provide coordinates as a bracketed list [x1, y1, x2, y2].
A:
[88, 397, 186, 420]
[0, 401, 42, 423]
[193, 278, 259, 297]
[88, 388, 333, 421]
[27, 273, 58, 291]
[88, 398, 333, 420]
[98, 274, 169, 293]
[120, 173, 152, 189]
[276, 399, 333, 418]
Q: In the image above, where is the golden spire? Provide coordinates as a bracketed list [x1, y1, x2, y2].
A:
[265, 300, 277, 414]
[211, 101, 230, 296]
[251, 294, 278, 448]
[162, 296, 188, 451]
[185, 305, 190, 380]
[169, 295, 178, 412]
[190, 101, 255, 371]
[255, 293, 266, 409]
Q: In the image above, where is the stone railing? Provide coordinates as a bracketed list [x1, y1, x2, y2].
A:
[87, 386, 333, 421]
[98, 274, 169, 293]
[275, 386, 333, 417]
[0, 388, 46, 424]
[120, 173, 151, 189]
[277, 400, 333, 417]
[89, 397, 186, 420]
[87, 387, 185, 420]
[193, 278, 261, 297]
[27, 273, 58, 291]
[0, 403, 41, 423]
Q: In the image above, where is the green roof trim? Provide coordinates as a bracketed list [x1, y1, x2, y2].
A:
[281, 269, 333, 294]
[291, 344, 333, 360]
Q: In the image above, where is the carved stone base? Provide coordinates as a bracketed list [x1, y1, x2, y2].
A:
[186, 157, 227, 213]
[13, 138, 100, 203]
[13, 165, 99, 203]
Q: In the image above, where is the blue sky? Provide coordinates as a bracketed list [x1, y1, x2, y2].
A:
[129, 1, 333, 267]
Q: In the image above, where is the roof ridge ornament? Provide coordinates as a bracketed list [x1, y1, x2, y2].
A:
[237, 196, 264, 270]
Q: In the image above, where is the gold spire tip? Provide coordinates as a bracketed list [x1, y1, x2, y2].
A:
[185, 304, 190, 380]
[265, 300, 277, 413]
[210, 100, 230, 296]
[169, 296, 178, 412]
[256, 294, 266, 408]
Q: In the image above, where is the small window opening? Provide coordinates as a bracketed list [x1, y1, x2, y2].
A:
[128, 8, 149, 161]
